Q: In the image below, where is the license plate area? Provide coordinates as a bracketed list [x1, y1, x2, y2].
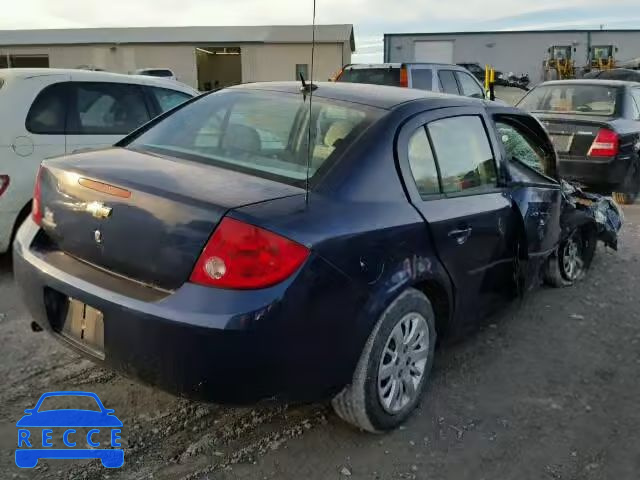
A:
[58, 298, 105, 359]
[550, 134, 574, 153]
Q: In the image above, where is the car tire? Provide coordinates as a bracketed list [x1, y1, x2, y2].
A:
[613, 165, 640, 205]
[331, 288, 437, 433]
[545, 228, 595, 287]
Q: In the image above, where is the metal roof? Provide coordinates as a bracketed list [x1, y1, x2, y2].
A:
[384, 29, 640, 37]
[0, 25, 355, 51]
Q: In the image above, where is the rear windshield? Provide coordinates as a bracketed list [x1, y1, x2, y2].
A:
[518, 84, 620, 116]
[126, 90, 380, 187]
[338, 67, 400, 87]
[143, 70, 173, 77]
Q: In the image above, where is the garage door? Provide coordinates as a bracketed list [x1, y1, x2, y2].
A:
[414, 41, 454, 63]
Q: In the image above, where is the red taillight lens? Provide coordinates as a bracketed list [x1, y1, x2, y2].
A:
[190, 217, 310, 289]
[32, 166, 43, 226]
[588, 128, 619, 157]
[399, 67, 409, 87]
[0, 175, 9, 197]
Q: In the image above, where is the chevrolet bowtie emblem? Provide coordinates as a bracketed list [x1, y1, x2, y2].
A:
[86, 201, 112, 219]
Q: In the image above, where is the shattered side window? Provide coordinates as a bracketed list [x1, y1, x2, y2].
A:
[496, 121, 551, 176]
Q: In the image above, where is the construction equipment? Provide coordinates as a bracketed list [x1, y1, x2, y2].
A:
[544, 45, 576, 80]
[590, 45, 618, 71]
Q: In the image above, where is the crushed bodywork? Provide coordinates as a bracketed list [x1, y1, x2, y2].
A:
[560, 180, 624, 250]
[543, 180, 623, 287]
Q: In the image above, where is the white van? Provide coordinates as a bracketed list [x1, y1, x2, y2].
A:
[0, 68, 198, 253]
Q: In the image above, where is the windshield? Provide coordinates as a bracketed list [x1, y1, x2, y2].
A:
[518, 84, 619, 116]
[338, 67, 400, 87]
[127, 90, 380, 187]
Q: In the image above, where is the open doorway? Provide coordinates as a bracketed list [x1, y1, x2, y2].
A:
[195, 46, 241, 91]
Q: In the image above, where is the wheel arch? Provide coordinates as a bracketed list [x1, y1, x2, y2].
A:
[11, 200, 32, 243]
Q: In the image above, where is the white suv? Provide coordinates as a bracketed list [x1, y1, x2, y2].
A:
[0, 68, 197, 254]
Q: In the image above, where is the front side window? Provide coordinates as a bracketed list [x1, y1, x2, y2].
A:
[411, 69, 433, 90]
[496, 121, 547, 174]
[127, 90, 380, 187]
[438, 70, 460, 95]
[26, 83, 67, 134]
[407, 127, 440, 196]
[150, 87, 193, 112]
[428, 116, 496, 194]
[455, 72, 484, 98]
[68, 82, 151, 135]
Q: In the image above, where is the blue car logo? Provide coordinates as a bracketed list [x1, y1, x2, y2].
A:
[15, 391, 124, 468]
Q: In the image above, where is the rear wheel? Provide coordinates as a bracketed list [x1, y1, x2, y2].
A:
[613, 165, 640, 205]
[332, 289, 436, 432]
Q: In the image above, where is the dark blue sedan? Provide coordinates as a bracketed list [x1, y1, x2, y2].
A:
[14, 82, 564, 432]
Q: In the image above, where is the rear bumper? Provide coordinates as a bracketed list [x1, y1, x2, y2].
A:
[13, 219, 367, 403]
[558, 156, 629, 189]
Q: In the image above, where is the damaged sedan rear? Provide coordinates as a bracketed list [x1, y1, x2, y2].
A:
[13, 82, 620, 433]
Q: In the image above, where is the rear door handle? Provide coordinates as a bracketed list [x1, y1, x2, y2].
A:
[448, 227, 473, 245]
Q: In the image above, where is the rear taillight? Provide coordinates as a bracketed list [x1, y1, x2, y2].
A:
[400, 67, 409, 88]
[190, 217, 310, 289]
[0, 175, 9, 197]
[588, 128, 619, 157]
[32, 166, 43, 226]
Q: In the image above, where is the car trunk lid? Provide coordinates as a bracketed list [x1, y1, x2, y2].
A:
[535, 114, 614, 159]
[38, 148, 304, 290]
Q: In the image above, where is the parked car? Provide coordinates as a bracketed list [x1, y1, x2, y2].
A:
[336, 63, 487, 99]
[0, 68, 198, 255]
[517, 79, 640, 204]
[15, 82, 594, 432]
[134, 68, 178, 81]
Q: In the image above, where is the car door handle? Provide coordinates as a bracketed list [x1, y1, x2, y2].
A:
[448, 227, 473, 245]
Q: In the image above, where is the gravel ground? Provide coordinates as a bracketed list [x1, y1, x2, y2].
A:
[1, 205, 639, 480]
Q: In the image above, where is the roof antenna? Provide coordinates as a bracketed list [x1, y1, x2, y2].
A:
[304, 0, 317, 204]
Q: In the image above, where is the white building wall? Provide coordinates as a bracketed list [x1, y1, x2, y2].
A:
[241, 43, 348, 83]
[385, 31, 640, 85]
[0, 41, 350, 88]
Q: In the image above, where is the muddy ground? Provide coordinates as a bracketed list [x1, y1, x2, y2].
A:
[1, 206, 639, 480]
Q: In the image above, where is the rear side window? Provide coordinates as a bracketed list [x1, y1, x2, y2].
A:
[411, 69, 433, 90]
[438, 70, 460, 95]
[455, 72, 484, 98]
[338, 68, 400, 87]
[428, 116, 496, 194]
[407, 127, 440, 196]
[630, 89, 640, 120]
[67, 82, 151, 135]
[26, 83, 67, 134]
[128, 90, 381, 187]
[149, 87, 193, 112]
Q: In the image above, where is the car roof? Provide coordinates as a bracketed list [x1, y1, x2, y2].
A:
[229, 81, 481, 110]
[344, 63, 466, 69]
[0, 68, 196, 94]
[539, 79, 637, 88]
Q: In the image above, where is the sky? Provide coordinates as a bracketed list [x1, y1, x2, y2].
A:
[1, 0, 640, 62]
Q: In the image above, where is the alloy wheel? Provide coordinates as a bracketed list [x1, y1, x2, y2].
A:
[377, 313, 429, 414]
[562, 234, 583, 281]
